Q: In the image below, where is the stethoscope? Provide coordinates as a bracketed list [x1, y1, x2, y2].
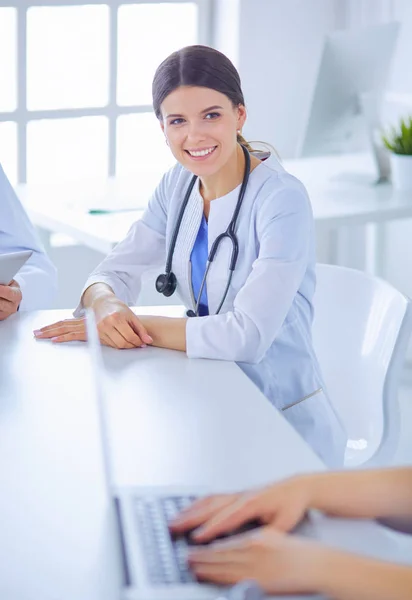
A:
[155, 144, 251, 317]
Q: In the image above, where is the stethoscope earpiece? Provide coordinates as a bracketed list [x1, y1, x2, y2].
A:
[155, 272, 177, 297]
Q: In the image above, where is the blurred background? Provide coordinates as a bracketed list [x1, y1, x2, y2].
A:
[1, 0, 412, 310]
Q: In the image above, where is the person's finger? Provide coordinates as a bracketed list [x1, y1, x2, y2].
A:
[0, 285, 16, 302]
[170, 496, 236, 533]
[34, 321, 85, 339]
[0, 298, 13, 312]
[190, 533, 253, 560]
[51, 330, 87, 343]
[33, 319, 84, 337]
[100, 324, 137, 349]
[99, 313, 144, 347]
[191, 496, 261, 542]
[269, 508, 307, 533]
[191, 564, 240, 586]
[100, 332, 116, 347]
[113, 319, 145, 347]
[130, 314, 153, 344]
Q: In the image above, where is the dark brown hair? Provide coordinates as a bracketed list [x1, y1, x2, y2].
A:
[152, 45, 254, 151]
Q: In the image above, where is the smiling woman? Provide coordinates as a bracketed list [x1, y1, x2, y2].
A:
[35, 44, 347, 469]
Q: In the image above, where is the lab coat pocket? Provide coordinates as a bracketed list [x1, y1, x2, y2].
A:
[282, 388, 346, 469]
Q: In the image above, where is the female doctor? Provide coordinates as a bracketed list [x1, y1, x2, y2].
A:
[35, 45, 346, 467]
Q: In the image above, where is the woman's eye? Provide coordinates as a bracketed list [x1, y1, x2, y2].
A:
[170, 118, 184, 125]
[205, 112, 220, 120]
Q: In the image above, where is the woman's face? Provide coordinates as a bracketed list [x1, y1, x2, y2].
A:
[160, 86, 246, 176]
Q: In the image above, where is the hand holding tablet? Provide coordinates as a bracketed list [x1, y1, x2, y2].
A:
[0, 251, 32, 319]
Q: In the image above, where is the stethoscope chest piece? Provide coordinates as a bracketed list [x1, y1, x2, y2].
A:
[155, 272, 177, 297]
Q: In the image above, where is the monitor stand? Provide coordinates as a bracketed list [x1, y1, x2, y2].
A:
[330, 94, 391, 187]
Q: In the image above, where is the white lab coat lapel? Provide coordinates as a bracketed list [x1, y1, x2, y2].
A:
[207, 187, 240, 314]
[173, 179, 203, 310]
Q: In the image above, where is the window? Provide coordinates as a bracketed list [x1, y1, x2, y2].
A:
[0, 0, 211, 202]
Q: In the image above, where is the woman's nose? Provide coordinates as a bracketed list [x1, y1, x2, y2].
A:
[186, 121, 207, 143]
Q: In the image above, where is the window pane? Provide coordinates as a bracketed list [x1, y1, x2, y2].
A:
[27, 117, 108, 184]
[116, 113, 175, 190]
[27, 6, 109, 110]
[0, 8, 17, 112]
[117, 3, 198, 106]
[0, 122, 18, 185]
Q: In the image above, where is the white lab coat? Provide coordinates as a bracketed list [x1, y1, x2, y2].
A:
[0, 164, 57, 310]
[76, 156, 347, 467]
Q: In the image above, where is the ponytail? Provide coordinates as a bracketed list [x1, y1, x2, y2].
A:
[237, 134, 281, 161]
[237, 132, 256, 153]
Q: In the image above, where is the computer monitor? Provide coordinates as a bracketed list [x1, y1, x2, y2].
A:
[298, 22, 400, 161]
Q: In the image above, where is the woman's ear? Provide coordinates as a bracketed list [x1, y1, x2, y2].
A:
[237, 104, 247, 131]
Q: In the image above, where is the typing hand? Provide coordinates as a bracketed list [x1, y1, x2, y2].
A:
[34, 297, 153, 349]
[0, 280, 22, 320]
[188, 527, 326, 596]
[170, 476, 315, 543]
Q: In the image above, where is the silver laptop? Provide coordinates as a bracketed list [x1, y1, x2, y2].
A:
[85, 310, 267, 600]
[86, 311, 397, 600]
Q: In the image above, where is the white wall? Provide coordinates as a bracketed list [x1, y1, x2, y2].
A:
[383, 0, 412, 356]
[347, 0, 412, 303]
[214, 0, 342, 158]
[390, 0, 412, 93]
[49, 0, 412, 316]
[52, 0, 344, 307]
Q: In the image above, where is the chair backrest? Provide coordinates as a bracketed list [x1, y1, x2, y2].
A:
[312, 264, 412, 467]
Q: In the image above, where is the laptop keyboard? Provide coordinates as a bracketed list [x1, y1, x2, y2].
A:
[133, 495, 199, 585]
[133, 494, 262, 586]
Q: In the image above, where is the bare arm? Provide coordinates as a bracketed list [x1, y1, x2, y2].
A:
[317, 549, 412, 600]
[309, 468, 412, 521]
[137, 315, 187, 352]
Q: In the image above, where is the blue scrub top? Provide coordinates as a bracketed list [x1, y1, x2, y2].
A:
[190, 215, 209, 316]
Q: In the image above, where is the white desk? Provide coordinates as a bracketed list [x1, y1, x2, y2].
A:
[1, 308, 411, 600]
[15, 153, 412, 273]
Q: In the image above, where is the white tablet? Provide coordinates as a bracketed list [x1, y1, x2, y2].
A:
[0, 250, 33, 285]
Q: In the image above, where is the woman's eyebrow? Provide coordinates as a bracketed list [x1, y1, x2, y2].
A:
[166, 105, 224, 119]
[200, 105, 223, 113]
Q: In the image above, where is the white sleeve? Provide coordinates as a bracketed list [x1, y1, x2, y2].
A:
[186, 186, 312, 363]
[73, 170, 170, 316]
[0, 165, 57, 310]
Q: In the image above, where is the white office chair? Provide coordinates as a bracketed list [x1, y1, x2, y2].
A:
[312, 264, 412, 468]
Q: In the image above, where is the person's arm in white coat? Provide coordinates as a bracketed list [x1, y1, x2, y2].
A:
[73, 166, 175, 315]
[36, 176, 311, 358]
[35, 168, 172, 346]
[0, 165, 57, 312]
[140, 184, 311, 359]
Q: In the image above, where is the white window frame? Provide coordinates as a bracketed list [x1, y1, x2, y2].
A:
[0, 0, 212, 183]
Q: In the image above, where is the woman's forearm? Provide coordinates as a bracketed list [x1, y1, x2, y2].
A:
[82, 283, 116, 309]
[308, 468, 412, 521]
[318, 549, 412, 600]
[138, 315, 187, 352]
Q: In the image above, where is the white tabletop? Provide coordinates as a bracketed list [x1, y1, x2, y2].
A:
[1, 308, 411, 600]
[15, 153, 412, 255]
[284, 153, 412, 230]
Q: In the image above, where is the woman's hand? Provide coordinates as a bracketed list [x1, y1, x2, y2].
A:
[170, 476, 316, 543]
[34, 296, 153, 349]
[188, 527, 327, 595]
[0, 280, 22, 320]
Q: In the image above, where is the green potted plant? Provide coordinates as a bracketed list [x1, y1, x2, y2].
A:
[382, 115, 412, 190]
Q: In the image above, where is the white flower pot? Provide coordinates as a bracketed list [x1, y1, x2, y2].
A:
[390, 153, 412, 191]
